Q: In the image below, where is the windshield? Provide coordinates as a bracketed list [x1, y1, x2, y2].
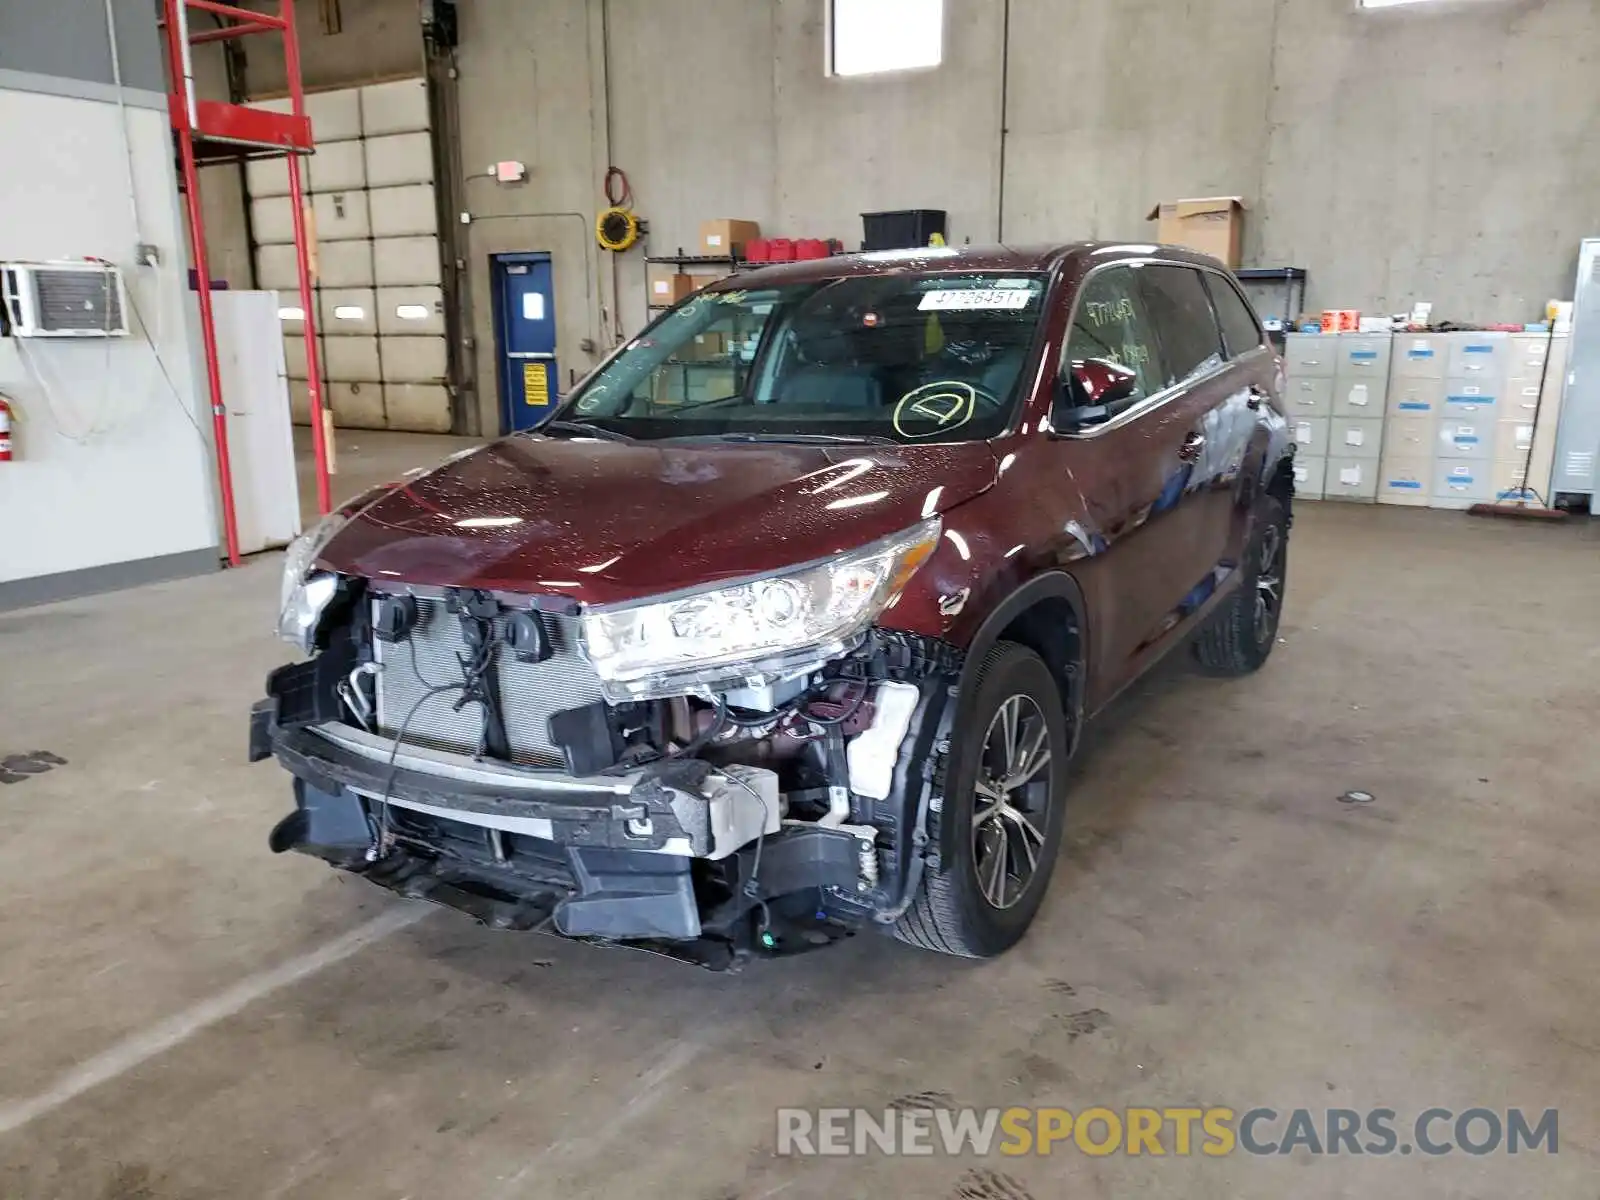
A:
[559, 272, 1049, 443]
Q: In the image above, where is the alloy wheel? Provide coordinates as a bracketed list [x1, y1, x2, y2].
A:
[971, 694, 1054, 910]
[1254, 523, 1283, 647]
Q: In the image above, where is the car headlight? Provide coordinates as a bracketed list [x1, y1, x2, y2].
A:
[580, 518, 941, 702]
[277, 511, 350, 651]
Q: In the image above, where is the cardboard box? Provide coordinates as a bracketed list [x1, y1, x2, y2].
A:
[700, 219, 761, 257]
[647, 267, 697, 307]
[1146, 196, 1245, 268]
[652, 364, 736, 407]
[678, 330, 727, 362]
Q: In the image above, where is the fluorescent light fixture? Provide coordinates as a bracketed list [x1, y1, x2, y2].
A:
[394, 304, 430, 320]
[333, 305, 365, 320]
[454, 516, 523, 529]
[277, 306, 304, 321]
[830, 0, 942, 76]
[1359, 0, 1495, 6]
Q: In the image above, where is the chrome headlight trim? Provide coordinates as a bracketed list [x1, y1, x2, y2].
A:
[578, 518, 942, 702]
[276, 511, 351, 651]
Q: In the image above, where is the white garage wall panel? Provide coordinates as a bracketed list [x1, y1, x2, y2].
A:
[247, 77, 446, 432]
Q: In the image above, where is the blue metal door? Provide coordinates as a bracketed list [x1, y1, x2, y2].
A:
[492, 252, 559, 432]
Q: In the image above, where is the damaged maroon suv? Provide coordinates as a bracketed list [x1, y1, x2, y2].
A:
[251, 243, 1293, 968]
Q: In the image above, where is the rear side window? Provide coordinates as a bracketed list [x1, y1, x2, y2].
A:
[1206, 274, 1266, 358]
[1139, 265, 1224, 388]
[1063, 266, 1163, 403]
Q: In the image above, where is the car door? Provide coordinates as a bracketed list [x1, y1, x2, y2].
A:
[1137, 263, 1250, 594]
[1055, 263, 1231, 704]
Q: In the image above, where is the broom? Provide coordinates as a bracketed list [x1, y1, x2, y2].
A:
[1468, 323, 1568, 521]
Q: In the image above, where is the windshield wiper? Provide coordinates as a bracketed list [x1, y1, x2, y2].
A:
[538, 420, 635, 443]
[687, 432, 900, 447]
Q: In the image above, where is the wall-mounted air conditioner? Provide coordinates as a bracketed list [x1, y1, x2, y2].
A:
[1, 261, 129, 337]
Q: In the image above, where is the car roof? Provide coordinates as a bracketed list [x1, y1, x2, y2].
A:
[705, 241, 1227, 290]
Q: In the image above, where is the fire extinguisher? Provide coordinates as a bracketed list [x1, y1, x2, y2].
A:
[0, 395, 12, 463]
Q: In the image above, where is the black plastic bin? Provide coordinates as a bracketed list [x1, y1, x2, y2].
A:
[861, 209, 947, 252]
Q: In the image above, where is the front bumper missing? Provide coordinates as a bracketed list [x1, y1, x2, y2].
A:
[258, 716, 868, 956]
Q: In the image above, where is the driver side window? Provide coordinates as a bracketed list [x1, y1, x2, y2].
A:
[1063, 267, 1162, 406]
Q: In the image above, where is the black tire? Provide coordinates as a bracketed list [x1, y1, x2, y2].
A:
[1192, 492, 1289, 676]
[895, 642, 1068, 959]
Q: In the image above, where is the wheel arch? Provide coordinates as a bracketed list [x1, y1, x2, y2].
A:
[939, 571, 1089, 866]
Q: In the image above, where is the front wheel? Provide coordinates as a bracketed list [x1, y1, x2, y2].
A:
[1192, 492, 1289, 676]
[894, 642, 1068, 959]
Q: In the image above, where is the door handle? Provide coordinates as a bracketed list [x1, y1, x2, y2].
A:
[1179, 433, 1206, 461]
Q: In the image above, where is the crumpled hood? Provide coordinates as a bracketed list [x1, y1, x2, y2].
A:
[318, 435, 1000, 607]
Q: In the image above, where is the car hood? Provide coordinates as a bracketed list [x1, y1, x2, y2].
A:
[318, 435, 1000, 607]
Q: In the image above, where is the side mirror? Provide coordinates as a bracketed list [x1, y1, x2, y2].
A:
[1053, 358, 1140, 432]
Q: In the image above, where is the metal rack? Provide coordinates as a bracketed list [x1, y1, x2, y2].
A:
[643, 250, 767, 310]
[159, 0, 330, 566]
[1236, 267, 1310, 339]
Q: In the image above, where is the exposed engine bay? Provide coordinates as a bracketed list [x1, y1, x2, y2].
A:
[253, 581, 962, 970]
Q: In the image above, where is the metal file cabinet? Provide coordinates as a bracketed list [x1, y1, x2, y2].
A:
[1382, 346, 1442, 509]
[1290, 416, 1330, 458]
[1388, 377, 1446, 418]
[1284, 333, 1336, 378]
[1436, 415, 1493, 459]
[1382, 415, 1436, 458]
[1333, 335, 1389, 429]
[1377, 456, 1431, 506]
[1446, 332, 1508, 380]
[1324, 456, 1380, 500]
[1500, 333, 1568, 504]
[1329, 416, 1383, 460]
[1434, 460, 1491, 506]
[1293, 455, 1327, 500]
[1392, 334, 1447, 380]
[1284, 376, 1334, 418]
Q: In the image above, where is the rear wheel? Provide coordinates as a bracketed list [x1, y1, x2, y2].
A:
[1192, 492, 1288, 676]
[895, 642, 1068, 958]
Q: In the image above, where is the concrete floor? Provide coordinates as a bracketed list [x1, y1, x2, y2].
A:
[3, 431, 1598, 1199]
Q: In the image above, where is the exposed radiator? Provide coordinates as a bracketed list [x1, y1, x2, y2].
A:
[372, 597, 605, 768]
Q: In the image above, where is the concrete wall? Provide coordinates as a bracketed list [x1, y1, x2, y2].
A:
[1257, 0, 1600, 319]
[192, 0, 1600, 434]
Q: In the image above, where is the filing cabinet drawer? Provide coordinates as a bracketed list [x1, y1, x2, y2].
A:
[1434, 460, 1491, 506]
[1383, 414, 1436, 457]
[1446, 333, 1507, 380]
[1437, 417, 1493, 460]
[1290, 417, 1329, 458]
[1292, 454, 1327, 500]
[1376, 456, 1431, 506]
[1284, 334, 1336, 379]
[1284, 376, 1334, 417]
[1493, 420, 1535, 462]
[1330, 416, 1383, 460]
[1391, 335, 1446, 380]
[1387, 377, 1445, 418]
[1500, 380, 1544, 423]
[1442, 383, 1498, 418]
[1490, 458, 1539, 503]
[1332, 376, 1386, 418]
[1324, 456, 1379, 501]
[1505, 334, 1553, 381]
[1335, 334, 1392, 381]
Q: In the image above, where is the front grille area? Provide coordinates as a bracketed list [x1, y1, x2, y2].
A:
[372, 597, 606, 767]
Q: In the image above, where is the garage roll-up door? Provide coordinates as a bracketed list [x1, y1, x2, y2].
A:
[248, 80, 449, 433]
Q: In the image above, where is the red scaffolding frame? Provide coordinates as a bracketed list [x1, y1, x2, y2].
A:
[159, 0, 332, 567]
